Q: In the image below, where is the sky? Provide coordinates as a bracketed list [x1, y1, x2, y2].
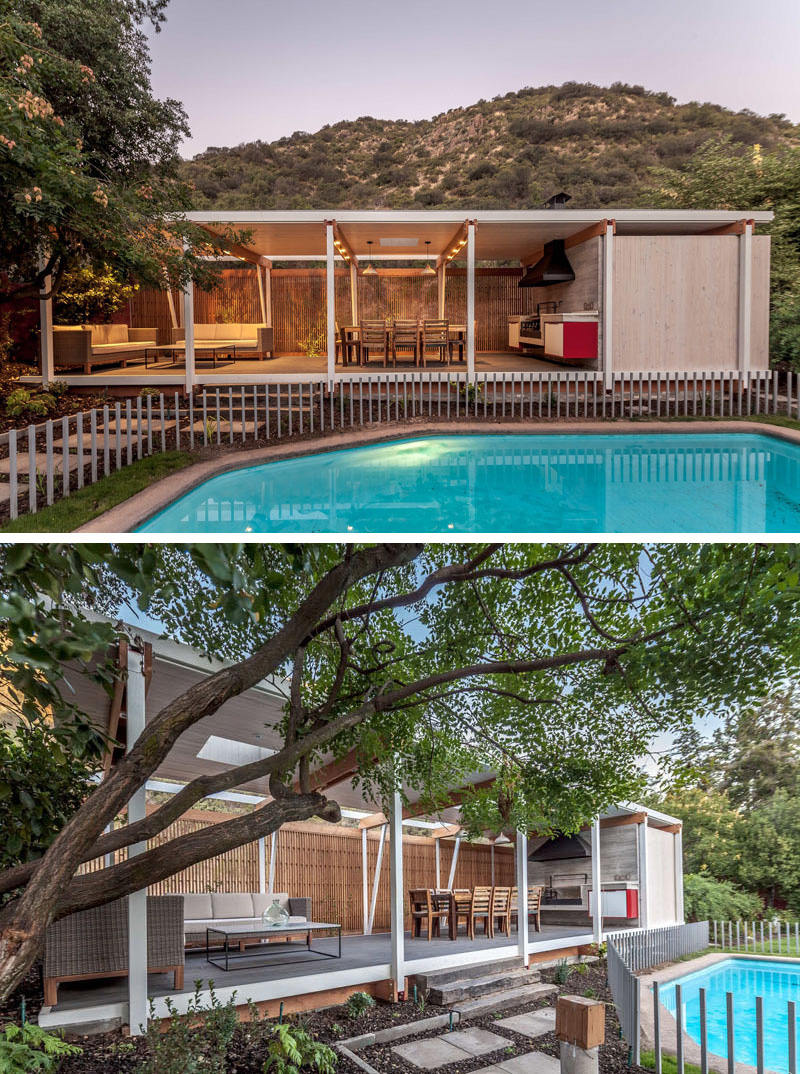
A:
[145, 0, 800, 158]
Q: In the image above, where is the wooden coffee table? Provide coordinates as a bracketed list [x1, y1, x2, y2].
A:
[205, 921, 342, 971]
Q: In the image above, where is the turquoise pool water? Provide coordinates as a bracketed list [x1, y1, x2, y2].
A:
[659, 958, 800, 1073]
[136, 432, 800, 533]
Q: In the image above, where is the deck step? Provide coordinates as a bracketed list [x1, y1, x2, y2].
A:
[453, 982, 558, 1018]
[414, 956, 526, 990]
[421, 965, 543, 1006]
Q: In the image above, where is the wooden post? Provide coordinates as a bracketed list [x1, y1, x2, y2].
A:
[389, 790, 405, 998]
[466, 222, 476, 382]
[591, 818, 602, 943]
[126, 647, 148, 1035]
[603, 222, 615, 390]
[738, 221, 754, 376]
[326, 222, 336, 385]
[38, 261, 54, 387]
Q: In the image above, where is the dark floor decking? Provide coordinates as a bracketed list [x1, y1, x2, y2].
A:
[50, 924, 597, 1015]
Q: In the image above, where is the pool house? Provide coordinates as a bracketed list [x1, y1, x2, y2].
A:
[29, 208, 773, 393]
[39, 624, 685, 1036]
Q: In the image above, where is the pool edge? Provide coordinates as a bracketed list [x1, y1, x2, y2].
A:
[75, 419, 800, 535]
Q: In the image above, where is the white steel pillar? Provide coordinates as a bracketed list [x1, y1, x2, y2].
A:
[350, 262, 359, 325]
[326, 222, 336, 385]
[367, 825, 387, 935]
[182, 267, 195, 394]
[446, 835, 462, 890]
[590, 818, 603, 943]
[738, 220, 754, 376]
[490, 841, 496, 886]
[389, 790, 405, 999]
[256, 266, 267, 324]
[466, 222, 476, 382]
[264, 267, 273, 327]
[437, 264, 446, 319]
[435, 838, 441, 890]
[268, 830, 277, 894]
[674, 827, 685, 923]
[362, 827, 369, 934]
[258, 836, 266, 894]
[602, 221, 615, 390]
[126, 646, 148, 1035]
[515, 831, 529, 963]
[38, 263, 54, 387]
[637, 819, 649, 930]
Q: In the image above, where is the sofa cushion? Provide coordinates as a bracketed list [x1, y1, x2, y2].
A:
[90, 324, 128, 345]
[186, 917, 259, 932]
[90, 343, 147, 354]
[183, 893, 213, 921]
[210, 893, 254, 919]
[252, 893, 290, 917]
[192, 324, 218, 342]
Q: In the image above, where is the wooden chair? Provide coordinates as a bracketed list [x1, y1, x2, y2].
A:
[409, 888, 448, 940]
[468, 886, 493, 940]
[336, 323, 358, 366]
[359, 320, 388, 366]
[421, 320, 451, 367]
[392, 320, 420, 366]
[510, 885, 544, 934]
[491, 886, 512, 937]
[448, 889, 472, 940]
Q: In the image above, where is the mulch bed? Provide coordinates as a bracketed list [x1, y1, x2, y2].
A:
[0, 362, 109, 436]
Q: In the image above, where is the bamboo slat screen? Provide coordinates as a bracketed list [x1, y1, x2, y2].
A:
[79, 816, 515, 933]
[129, 269, 537, 355]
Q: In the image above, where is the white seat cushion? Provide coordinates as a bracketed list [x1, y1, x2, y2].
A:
[252, 893, 290, 917]
[210, 893, 255, 919]
[183, 893, 213, 920]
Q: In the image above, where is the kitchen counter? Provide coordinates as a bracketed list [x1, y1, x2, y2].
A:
[542, 311, 599, 361]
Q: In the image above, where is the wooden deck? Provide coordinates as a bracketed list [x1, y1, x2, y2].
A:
[40, 923, 610, 1032]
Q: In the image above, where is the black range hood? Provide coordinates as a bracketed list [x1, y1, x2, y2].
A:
[519, 239, 575, 288]
[529, 833, 592, 861]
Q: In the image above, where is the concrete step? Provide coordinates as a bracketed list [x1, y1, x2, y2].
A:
[425, 966, 543, 1006]
[453, 982, 558, 1018]
[414, 956, 526, 990]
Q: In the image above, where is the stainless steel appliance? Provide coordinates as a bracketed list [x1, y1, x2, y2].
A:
[518, 302, 559, 348]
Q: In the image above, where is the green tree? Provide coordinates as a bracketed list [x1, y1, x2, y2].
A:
[53, 264, 136, 325]
[0, 542, 798, 1001]
[0, 1, 247, 304]
[683, 874, 762, 923]
[657, 786, 743, 881]
[736, 784, 800, 911]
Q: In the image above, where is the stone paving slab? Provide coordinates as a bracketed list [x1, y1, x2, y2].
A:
[494, 1010, 556, 1039]
[391, 1038, 473, 1069]
[440, 1027, 511, 1056]
[497, 1052, 560, 1074]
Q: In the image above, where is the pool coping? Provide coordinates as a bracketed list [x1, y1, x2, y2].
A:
[639, 951, 800, 1074]
[75, 418, 800, 534]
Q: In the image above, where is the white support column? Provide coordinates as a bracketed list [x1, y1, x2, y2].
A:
[490, 841, 495, 886]
[389, 790, 405, 999]
[446, 835, 462, 890]
[637, 819, 649, 930]
[515, 831, 529, 963]
[602, 222, 615, 390]
[362, 827, 369, 934]
[350, 262, 359, 325]
[258, 837, 267, 894]
[435, 838, 441, 890]
[256, 266, 267, 324]
[38, 264, 54, 387]
[182, 270, 195, 394]
[264, 267, 273, 327]
[466, 222, 476, 382]
[437, 264, 446, 319]
[738, 221, 754, 376]
[326, 222, 336, 385]
[267, 830, 277, 894]
[165, 285, 178, 331]
[367, 824, 387, 935]
[674, 828, 685, 924]
[126, 646, 148, 1035]
[590, 818, 603, 943]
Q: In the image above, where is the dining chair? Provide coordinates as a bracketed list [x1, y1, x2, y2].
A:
[468, 886, 493, 940]
[509, 884, 544, 933]
[336, 323, 358, 366]
[449, 889, 472, 940]
[392, 320, 420, 366]
[409, 888, 448, 940]
[359, 320, 388, 366]
[421, 320, 451, 367]
[491, 886, 512, 937]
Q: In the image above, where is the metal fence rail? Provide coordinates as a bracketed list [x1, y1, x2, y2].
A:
[712, 919, 800, 955]
[0, 369, 796, 522]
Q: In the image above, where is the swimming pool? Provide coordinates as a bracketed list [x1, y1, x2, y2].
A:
[135, 432, 800, 533]
[659, 958, 800, 1072]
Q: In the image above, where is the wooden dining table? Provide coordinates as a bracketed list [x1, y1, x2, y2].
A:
[340, 323, 468, 366]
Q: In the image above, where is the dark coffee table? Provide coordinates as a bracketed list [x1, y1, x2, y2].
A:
[205, 921, 342, 971]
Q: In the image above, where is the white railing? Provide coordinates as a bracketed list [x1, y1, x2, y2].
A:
[0, 369, 796, 522]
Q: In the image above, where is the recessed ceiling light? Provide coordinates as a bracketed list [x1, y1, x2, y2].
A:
[379, 237, 419, 247]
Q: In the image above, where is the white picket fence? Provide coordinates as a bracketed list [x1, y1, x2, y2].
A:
[0, 368, 795, 521]
[712, 919, 800, 955]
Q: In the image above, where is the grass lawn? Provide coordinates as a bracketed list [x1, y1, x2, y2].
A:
[641, 1050, 702, 1074]
[741, 414, 800, 433]
[0, 451, 194, 533]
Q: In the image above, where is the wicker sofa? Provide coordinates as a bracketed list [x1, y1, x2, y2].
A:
[182, 892, 311, 946]
[43, 895, 184, 1006]
[53, 324, 158, 374]
[170, 323, 274, 358]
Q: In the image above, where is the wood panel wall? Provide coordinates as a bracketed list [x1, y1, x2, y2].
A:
[129, 269, 541, 355]
[80, 815, 515, 934]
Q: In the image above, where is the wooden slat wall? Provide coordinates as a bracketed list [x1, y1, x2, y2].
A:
[129, 269, 539, 355]
[79, 816, 515, 933]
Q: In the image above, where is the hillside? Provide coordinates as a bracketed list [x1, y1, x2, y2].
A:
[182, 81, 799, 211]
